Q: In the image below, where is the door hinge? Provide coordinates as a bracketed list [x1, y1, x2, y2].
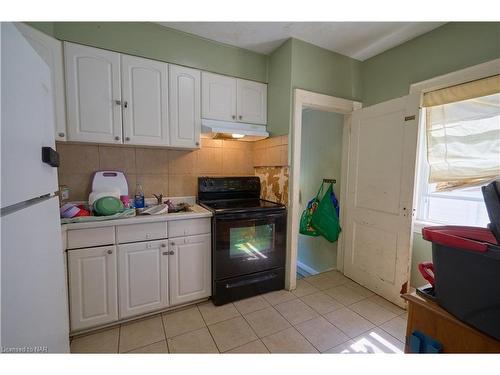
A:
[404, 115, 416, 121]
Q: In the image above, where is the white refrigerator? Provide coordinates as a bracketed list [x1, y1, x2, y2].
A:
[0, 23, 70, 353]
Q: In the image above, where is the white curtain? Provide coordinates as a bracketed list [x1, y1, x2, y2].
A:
[424, 88, 500, 191]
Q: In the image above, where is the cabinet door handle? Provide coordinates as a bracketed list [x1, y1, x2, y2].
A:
[169, 250, 175, 255]
[107, 249, 113, 254]
[238, 115, 242, 120]
[114, 136, 120, 141]
[162, 251, 168, 256]
[232, 115, 236, 120]
[195, 141, 199, 146]
[115, 100, 122, 106]
[161, 243, 166, 247]
[58, 132, 65, 138]
[170, 242, 175, 246]
[123, 101, 128, 108]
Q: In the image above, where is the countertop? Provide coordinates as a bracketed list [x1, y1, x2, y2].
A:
[61, 197, 212, 231]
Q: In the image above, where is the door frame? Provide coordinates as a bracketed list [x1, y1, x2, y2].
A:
[286, 89, 361, 290]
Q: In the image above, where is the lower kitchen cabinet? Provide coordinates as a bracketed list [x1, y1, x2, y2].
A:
[68, 246, 118, 331]
[117, 240, 169, 319]
[66, 219, 212, 332]
[169, 234, 211, 306]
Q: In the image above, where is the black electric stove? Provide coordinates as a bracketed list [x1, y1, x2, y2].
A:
[198, 176, 287, 305]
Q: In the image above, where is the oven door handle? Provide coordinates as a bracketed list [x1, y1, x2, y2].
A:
[216, 211, 286, 221]
[224, 272, 279, 289]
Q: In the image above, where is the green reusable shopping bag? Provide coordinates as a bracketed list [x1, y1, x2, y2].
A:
[299, 183, 324, 237]
[311, 183, 341, 242]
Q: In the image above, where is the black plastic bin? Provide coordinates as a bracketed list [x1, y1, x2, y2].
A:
[421, 180, 500, 341]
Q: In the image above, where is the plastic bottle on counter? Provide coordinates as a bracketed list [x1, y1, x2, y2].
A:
[134, 184, 145, 208]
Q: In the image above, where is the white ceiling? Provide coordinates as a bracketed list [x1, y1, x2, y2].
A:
[158, 22, 445, 61]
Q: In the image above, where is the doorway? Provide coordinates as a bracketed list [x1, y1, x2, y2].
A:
[286, 89, 361, 290]
[297, 109, 344, 277]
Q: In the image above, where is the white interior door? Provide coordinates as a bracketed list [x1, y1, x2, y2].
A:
[64, 42, 122, 144]
[343, 94, 420, 307]
[121, 54, 169, 146]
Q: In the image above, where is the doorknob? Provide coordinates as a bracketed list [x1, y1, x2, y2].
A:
[169, 250, 175, 255]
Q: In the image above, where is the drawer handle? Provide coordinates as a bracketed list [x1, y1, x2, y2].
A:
[169, 250, 175, 255]
[171, 242, 175, 246]
[161, 243, 166, 247]
[107, 249, 113, 255]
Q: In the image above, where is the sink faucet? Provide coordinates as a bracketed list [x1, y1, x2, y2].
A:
[153, 193, 164, 205]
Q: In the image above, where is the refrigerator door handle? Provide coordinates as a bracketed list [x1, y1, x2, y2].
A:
[0, 194, 52, 217]
[41, 147, 60, 167]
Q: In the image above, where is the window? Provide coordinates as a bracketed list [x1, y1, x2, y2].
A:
[416, 118, 491, 227]
[415, 86, 500, 229]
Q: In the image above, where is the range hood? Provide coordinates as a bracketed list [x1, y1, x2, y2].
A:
[201, 119, 269, 142]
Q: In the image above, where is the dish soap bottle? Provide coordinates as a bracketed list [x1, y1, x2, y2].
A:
[134, 184, 145, 208]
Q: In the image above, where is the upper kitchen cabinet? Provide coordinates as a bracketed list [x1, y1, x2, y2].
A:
[169, 65, 201, 148]
[16, 23, 67, 141]
[202, 72, 237, 122]
[121, 55, 169, 146]
[202, 72, 267, 125]
[64, 42, 123, 144]
[236, 79, 267, 124]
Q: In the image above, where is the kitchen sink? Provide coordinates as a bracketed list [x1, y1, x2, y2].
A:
[137, 203, 192, 215]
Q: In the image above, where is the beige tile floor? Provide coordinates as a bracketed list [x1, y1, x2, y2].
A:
[70, 271, 407, 354]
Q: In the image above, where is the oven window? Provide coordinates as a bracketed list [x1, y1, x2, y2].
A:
[230, 223, 275, 260]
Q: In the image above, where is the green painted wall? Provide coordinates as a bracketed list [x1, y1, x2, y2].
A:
[291, 38, 362, 101]
[27, 22, 268, 82]
[266, 38, 362, 136]
[267, 40, 293, 137]
[361, 22, 500, 106]
[25, 22, 55, 37]
[298, 110, 344, 273]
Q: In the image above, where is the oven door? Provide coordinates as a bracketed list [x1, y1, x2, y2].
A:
[214, 210, 286, 280]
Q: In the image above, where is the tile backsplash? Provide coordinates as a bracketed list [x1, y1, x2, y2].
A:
[57, 135, 289, 203]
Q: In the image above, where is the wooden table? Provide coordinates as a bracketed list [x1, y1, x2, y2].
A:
[402, 292, 500, 353]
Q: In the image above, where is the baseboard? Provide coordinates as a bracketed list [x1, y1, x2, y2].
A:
[296, 261, 319, 277]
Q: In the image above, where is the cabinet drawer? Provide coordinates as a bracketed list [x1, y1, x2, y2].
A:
[67, 227, 115, 249]
[116, 222, 168, 244]
[168, 218, 211, 238]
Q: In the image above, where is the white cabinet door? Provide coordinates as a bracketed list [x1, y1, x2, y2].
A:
[169, 234, 211, 306]
[121, 55, 169, 146]
[68, 246, 118, 331]
[202, 72, 237, 122]
[64, 42, 122, 144]
[16, 23, 67, 142]
[118, 240, 169, 318]
[236, 79, 267, 125]
[169, 65, 201, 148]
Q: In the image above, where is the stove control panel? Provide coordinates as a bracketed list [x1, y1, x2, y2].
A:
[198, 176, 261, 200]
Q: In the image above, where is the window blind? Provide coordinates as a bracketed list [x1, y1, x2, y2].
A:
[423, 75, 500, 191]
